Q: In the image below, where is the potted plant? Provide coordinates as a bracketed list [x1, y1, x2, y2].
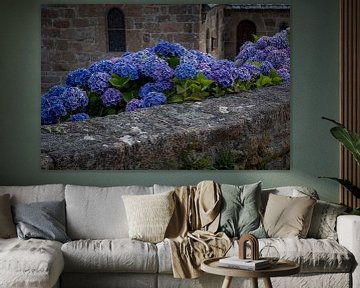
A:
[320, 117, 360, 215]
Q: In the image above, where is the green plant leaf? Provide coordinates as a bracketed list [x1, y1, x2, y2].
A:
[109, 74, 130, 89]
[122, 91, 134, 103]
[167, 94, 184, 104]
[323, 117, 360, 165]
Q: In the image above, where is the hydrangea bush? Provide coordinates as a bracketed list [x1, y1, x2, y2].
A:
[41, 29, 290, 125]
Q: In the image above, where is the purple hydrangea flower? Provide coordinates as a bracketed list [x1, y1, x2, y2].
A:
[236, 67, 252, 82]
[101, 88, 122, 107]
[242, 63, 261, 79]
[88, 72, 111, 94]
[174, 63, 198, 80]
[153, 41, 187, 57]
[266, 50, 288, 69]
[70, 113, 89, 122]
[61, 87, 88, 112]
[255, 36, 271, 50]
[270, 30, 290, 49]
[235, 41, 257, 64]
[112, 61, 139, 80]
[259, 61, 274, 75]
[277, 68, 290, 82]
[65, 68, 91, 87]
[254, 50, 267, 62]
[142, 92, 167, 107]
[204, 60, 237, 88]
[41, 96, 67, 125]
[154, 80, 173, 91]
[125, 98, 144, 112]
[142, 56, 174, 81]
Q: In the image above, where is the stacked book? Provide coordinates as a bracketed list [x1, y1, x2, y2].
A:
[218, 257, 271, 270]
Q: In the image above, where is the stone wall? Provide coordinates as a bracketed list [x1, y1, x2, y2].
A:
[41, 83, 290, 170]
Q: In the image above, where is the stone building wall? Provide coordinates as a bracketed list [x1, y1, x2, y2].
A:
[223, 7, 290, 59]
[41, 4, 202, 93]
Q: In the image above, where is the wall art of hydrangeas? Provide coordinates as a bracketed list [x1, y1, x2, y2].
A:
[41, 29, 290, 125]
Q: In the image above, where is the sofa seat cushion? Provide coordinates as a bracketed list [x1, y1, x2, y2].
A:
[0, 238, 64, 288]
[157, 238, 354, 274]
[228, 238, 354, 273]
[61, 239, 158, 273]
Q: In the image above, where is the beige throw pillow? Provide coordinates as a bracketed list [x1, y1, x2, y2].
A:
[122, 191, 175, 243]
[0, 194, 17, 238]
[263, 193, 316, 238]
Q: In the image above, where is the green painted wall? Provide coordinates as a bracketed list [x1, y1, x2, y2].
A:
[0, 0, 340, 203]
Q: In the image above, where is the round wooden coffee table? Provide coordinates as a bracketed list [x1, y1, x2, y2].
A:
[201, 257, 300, 288]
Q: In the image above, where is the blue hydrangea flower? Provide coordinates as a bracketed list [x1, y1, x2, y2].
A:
[174, 63, 198, 80]
[61, 87, 89, 112]
[270, 30, 290, 49]
[259, 61, 274, 75]
[204, 60, 237, 87]
[153, 41, 187, 57]
[65, 68, 91, 87]
[71, 113, 89, 122]
[112, 61, 139, 80]
[101, 88, 122, 107]
[125, 98, 144, 112]
[41, 96, 67, 125]
[255, 36, 271, 50]
[242, 63, 261, 79]
[265, 50, 288, 69]
[154, 80, 173, 91]
[88, 72, 111, 94]
[89, 60, 114, 74]
[139, 83, 157, 98]
[142, 55, 174, 81]
[254, 50, 267, 61]
[142, 92, 167, 107]
[235, 43, 257, 62]
[277, 68, 290, 82]
[46, 85, 66, 98]
[236, 67, 252, 82]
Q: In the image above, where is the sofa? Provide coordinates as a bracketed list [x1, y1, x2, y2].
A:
[0, 183, 359, 288]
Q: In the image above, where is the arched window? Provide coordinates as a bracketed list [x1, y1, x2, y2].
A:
[236, 20, 256, 53]
[107, 8, 126, 52]
[206, 29, 210, 53]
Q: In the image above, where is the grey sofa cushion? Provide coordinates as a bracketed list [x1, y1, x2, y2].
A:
[0, 184, 65, 204]
[12, 200, 70, 243]
[62, 239, 158, 273]
[0, 238, 64, 288]
[65, 185, 154, 239]
[226, 238, 354, 273]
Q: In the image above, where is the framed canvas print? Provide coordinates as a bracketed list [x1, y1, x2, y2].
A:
[41, 4, 291, 170]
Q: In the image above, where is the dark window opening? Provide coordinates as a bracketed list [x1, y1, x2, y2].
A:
[107, 8, 126, 52]
[236, 20, 256, 54]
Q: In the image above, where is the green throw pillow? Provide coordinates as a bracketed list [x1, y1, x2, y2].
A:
[218, 182, 266, 238]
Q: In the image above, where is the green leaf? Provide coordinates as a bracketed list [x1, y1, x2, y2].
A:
[109, 74, 130, 89]
[122, 91, 135, 103]
[322, 117, 360, 165]
[166, 56, 180, 69]
[167, 94, 184, 104]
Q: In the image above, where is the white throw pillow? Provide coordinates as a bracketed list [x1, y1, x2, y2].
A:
[122, 191, 175, 243]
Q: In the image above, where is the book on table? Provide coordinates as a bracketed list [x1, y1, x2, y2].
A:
[218, 257, 271, 270]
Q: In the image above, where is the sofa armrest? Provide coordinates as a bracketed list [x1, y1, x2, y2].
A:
[337, 215, 360, 288]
